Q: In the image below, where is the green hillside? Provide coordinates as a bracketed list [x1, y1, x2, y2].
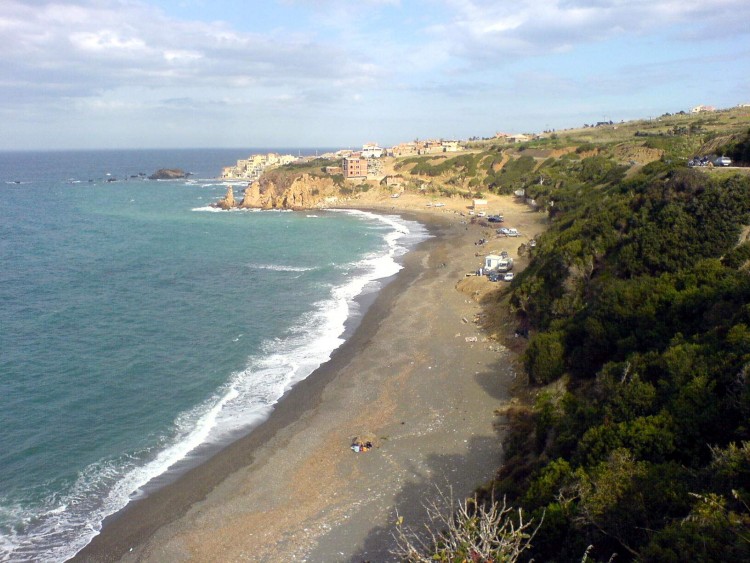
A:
[396, 107, 750, 562]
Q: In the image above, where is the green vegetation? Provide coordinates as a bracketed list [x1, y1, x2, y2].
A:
[493, 144, 750, 561]
[394, 153, 487, 191]
[403, 107, 750, 562]
[717, 128, 750, 164]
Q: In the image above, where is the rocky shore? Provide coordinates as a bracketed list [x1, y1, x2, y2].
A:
[213, 173, 342, 210]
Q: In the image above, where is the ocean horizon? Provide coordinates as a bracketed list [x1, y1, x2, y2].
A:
[0, 149, 429, 561]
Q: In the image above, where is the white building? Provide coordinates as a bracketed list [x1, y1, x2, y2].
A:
[361, 143, 384, 158]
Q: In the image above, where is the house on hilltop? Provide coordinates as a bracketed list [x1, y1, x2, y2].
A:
[691, 105, 716, 113]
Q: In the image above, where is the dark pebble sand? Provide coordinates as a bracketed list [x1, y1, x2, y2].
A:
[73, 196, 546, 563]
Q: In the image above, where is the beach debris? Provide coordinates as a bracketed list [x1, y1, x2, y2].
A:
[465, 336, 478, 342]
[461, 317, 469, 324]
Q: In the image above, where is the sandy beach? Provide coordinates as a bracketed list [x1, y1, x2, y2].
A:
[73, 192, 547, 563]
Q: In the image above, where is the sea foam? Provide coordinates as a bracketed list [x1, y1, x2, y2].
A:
[0, 210, 429, 563]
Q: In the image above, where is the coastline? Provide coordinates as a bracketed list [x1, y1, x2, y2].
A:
[73, 195, 546, 562]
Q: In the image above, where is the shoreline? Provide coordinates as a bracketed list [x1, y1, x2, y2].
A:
[73, 195, 546, 562]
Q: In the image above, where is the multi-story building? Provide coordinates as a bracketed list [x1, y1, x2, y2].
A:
[343, 155, 368, 178]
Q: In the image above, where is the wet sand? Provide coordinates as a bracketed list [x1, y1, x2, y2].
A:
[73, 195, 546, 562]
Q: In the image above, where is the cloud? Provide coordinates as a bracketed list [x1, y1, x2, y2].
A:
[0, 0, 382, 109]
[433, 0, 750, 61]
[1, 0, 747, 149]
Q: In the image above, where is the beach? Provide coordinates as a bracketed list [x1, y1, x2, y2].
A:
[74, 193, 547, 562]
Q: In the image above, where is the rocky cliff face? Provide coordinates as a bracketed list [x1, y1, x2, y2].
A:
[214, 174, 342, 210]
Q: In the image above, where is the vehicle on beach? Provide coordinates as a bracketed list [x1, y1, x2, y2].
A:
[488, 272, 500, 282]
[496, 257, 513, 272]
[497, 227, 510, 235]
[713, 156, 732, 167]
[503, 272, 514, 281]
[507, 228, 520, 237]
[487, 215, 504, 223]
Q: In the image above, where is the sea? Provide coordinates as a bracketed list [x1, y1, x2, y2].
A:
[0, 149, 429, 562]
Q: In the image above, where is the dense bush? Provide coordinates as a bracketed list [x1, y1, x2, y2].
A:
[494, 158, 750, 561]
[718, 128, 750, 164]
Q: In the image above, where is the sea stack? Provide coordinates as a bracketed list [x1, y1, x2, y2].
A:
[214, 186, 236, 210]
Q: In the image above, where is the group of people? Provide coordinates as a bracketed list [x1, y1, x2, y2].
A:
[350, 440, 374, 453]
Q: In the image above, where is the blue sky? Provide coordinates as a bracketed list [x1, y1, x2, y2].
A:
[1, 0, 748, 150]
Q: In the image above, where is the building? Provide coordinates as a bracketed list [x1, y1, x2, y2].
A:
[691, 105, 716, 113]
[442, 140, 460, 152]
[343, 155, 368, 179]
[221, 152, 297, 180]
[361, 143, 384, 158]
[509, 134, 531, 143]
[389, 142, 418, 157]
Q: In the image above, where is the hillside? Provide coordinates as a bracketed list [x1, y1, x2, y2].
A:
[378, 107, 750, 562]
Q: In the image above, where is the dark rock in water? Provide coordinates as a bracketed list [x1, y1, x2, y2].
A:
[148, 168, 189, 180]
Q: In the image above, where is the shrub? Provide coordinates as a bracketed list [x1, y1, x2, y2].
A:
[392, 491, 542, 563]
[524, 331, 566, 384]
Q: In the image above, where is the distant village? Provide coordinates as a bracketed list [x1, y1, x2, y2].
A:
[221, 136, 530, 183]
[220, 102, 750, 183]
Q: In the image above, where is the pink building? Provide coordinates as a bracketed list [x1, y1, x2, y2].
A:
[343, 155, 368, 178]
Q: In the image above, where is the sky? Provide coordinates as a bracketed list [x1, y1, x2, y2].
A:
[1, 0, 749, 150]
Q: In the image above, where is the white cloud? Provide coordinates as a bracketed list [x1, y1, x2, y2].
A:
[69, 30, 148, 53]
[0, 0, 381, 107]
[434, 0, 750, 59]
[1, 0, 747, 149]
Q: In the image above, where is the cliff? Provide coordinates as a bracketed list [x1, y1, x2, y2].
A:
[213, 174, 342, 210]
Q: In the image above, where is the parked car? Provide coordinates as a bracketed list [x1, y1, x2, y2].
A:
[507, 228, 520, 237]
[497, 227, 510, 235]
[488, 215, 504, 223]
[529, 239, 537, 247]
[713, 156, 732, 167]
[488, 273, 500, 282]
[503, 272, 514, 282]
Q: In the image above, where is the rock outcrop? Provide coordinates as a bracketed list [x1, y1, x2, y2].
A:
[149, 168, 189, 180]
[214, 174, 343, 210]
[214, 186, 236, 210]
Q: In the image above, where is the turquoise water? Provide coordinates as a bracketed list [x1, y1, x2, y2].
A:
[0, 150, 428, 561]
